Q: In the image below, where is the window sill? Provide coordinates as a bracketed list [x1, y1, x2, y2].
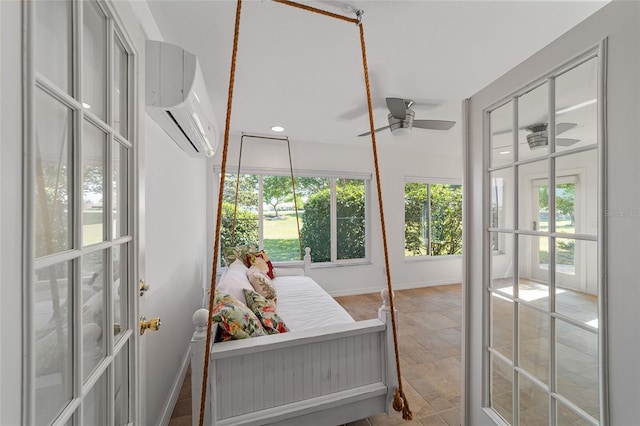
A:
[404, 254, 462, 263]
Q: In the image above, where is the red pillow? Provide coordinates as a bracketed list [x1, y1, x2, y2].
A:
[246, 250, 275, 279]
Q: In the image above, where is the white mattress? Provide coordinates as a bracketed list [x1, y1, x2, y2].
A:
[272, 275, 355, 331]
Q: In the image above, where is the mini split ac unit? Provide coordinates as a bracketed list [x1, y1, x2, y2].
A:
[146, 40, 218, 158]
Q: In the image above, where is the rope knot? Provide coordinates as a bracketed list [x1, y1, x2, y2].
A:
[392, 389, 413, 421]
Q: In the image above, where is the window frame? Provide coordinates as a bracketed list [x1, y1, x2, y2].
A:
[214, 167, 371, 267]
[403, 176, 463, 261]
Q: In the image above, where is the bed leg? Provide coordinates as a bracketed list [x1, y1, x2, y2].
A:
[191, 309, 211, 426]
[378, 289, 399, 415]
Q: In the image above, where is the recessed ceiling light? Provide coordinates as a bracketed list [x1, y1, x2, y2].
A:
[271, 125, 285, 132]
[499, 150, 511, 155]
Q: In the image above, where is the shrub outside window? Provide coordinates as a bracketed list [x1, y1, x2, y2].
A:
[404, 181, 462, 257]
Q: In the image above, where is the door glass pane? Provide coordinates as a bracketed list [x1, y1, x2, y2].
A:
[518, 304, 549, 384]
[34, 262, 73, 425]
[491, 354, 513, 424]
[557, 400, 589, 425]
[556, 320, 599, 418]
[35, 88, 73, 257]
[491, 292, 513, 361]
[114, 38, 129, 138]
[518, 373, 549, 426]
[490, 100, 514, 167]
[35, 0, 72, 94]
[82, 250, 107, 380]
[518, 160, 548, 232]
[518, 82, 549, 160]
[555, 57, 598, 152]
[113, 243, 129, 341]
[262, 175, 302, 261]
[490, 232, 513, 292]
[490, 168, 513, 231]
[336, 179, 365, 260]
[83, 120, 106, 245]
[114, 342, 130, 425]
[82, 374, 108, 425]
[113, 142, 129, 238]
[555, 239, 598, 326]
[518, 234, 549, 310]
[556, 149, 597, 236]
[83, 0, 107, 120]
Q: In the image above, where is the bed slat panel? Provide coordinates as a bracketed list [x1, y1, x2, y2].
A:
[212, 327, 386, 422]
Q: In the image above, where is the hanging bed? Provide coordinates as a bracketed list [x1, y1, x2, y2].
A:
[190, 248, 399, 426]
[193, 1, 415, 425]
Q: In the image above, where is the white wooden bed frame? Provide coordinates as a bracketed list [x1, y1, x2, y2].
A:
[190, 250, 399, 426]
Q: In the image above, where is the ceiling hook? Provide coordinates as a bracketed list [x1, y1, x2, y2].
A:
[356, 9, 364, 25]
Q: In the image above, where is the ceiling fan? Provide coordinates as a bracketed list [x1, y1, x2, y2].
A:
[357, 97, 456, 137]
[525, 122, 579, 149]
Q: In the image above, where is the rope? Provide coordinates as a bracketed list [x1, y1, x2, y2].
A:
[272, 0, 358, 24]
[358, 22, 413, 421]
[201, 0, 412, 422]
[199, 0, 243, 424]
[286, 137, 304, 259]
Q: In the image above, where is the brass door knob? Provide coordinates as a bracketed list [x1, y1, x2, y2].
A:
[139, 316, 161, 335]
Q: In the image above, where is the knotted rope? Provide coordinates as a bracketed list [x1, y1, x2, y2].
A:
[200, 1, 412, 423]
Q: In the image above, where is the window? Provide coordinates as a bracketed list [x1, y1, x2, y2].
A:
[219, 172, 368, 264]
[404, 181, 462, 257]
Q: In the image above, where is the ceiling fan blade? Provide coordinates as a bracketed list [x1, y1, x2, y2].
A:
[556, 122, 577, 135]
[386, 97, 407, 120]
[413, 120, 456, 131]
[556, 138, 580, 147]
[357, 125, 391, 137]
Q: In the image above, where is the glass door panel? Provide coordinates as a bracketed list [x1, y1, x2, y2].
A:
[82, 250, 107, 381]
[82, 0, 107, 120]
[491, 100, 514, 167]
[114, 38, 129, 138]
[518, 160, 548, 232]
[518, 304, 549, 384]
[491, 293, 514, 360]
[35, 89, 73, 257]
[517, 234, 549, 309]
[490, 232, 514, 292]
[556, 150, 597, 237]
[82, 374, 108, 425]
[490, 354, 514, 424]
[555, 58, 598, 152]
[34, 262, 73, 425]
[113, 244, 129, 340]
[518, 373, 549, 426]
[518, 83, 549, 161]
[114, 342, 130, 425]
[35, 0, 72, 94]
[490, 168, 513, 231]
[83, 120, 107, 246]
[113, 141, 129, 239]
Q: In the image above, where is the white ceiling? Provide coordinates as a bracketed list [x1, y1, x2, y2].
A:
[143, 0, 608, 153]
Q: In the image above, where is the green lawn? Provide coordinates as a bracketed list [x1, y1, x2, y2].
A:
[263, 211, 304, 261]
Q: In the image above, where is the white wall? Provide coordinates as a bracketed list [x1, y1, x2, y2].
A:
[208, 133, 464, 297]
[465, 2, 640, 424]
[144, 115, 208, 425]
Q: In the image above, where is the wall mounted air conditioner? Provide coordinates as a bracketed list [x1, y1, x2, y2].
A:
[146, 40, 218, 158]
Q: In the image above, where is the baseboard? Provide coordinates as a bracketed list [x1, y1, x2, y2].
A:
[158, 345, 191, 426]
[327, 280, 461, 297]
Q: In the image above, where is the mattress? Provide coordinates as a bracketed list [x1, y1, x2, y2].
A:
[272, 275, 355, 331]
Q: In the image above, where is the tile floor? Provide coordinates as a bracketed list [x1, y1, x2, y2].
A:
[169, 284, 462, 426]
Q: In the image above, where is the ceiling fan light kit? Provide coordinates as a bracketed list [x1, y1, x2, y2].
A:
[525, 123, 549, 149]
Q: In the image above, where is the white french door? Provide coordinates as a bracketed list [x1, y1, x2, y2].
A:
[26, 1, 138, 424]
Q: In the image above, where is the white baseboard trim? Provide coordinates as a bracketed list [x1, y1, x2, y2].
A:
[327, 280, 461, 298]
[158, 345, 191, 426]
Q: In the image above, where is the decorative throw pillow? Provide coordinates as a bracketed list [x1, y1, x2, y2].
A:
[212, 291, 266, 341]
[222, 243, 259, 267]
[247, 266, 277, 306]
[243, 289, 289, 335]
[246, 250, 275, 279]
[217, 259, 253, 305]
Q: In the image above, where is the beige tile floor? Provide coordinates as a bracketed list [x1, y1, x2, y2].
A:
[170, 284, 462, 426]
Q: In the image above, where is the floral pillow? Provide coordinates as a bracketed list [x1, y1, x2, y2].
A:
[246, 250, 275, 279]
[247, 266, 277, 306]
[222, 243, 259, 267]
[212, 291, 266, 341]
[243, 289, 289, 335]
